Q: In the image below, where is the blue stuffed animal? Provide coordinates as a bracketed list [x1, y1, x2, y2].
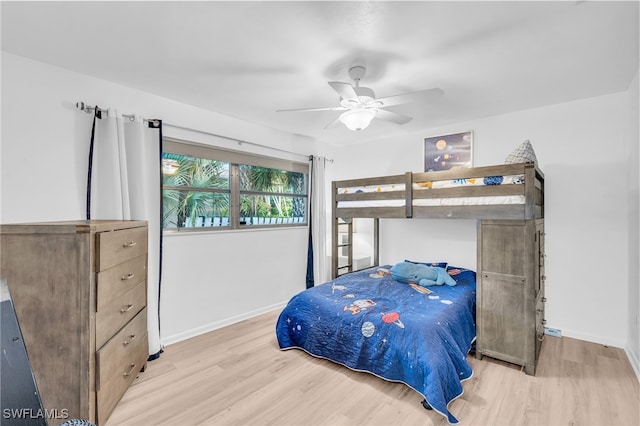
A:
[390, 262, 457, 287]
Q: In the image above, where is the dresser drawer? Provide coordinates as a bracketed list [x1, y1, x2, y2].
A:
[96, 227, 148, 272]
[96, 282, 146, 349]
[96, 308, 147, 389]
[96, 308, 148, 425]
[97, 255, 147, 311]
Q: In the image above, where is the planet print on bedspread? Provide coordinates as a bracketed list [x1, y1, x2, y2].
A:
[275, 265, 477, 425]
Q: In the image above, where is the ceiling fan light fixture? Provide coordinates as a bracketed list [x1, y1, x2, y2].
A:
[339, 109, 376, 131]
[277, 65, 432, 130]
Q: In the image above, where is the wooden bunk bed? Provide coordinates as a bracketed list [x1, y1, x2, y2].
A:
[276, 162, 544, 424]
[330, 161, 546, 375]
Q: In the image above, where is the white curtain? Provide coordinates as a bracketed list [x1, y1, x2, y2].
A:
[91, 109, 162, 357]
[310, 156, 329, 285]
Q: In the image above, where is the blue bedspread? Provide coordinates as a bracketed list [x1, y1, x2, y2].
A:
[275, 266, 476, 424]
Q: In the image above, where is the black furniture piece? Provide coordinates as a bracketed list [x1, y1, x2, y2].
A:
[1, 280, 47, 426]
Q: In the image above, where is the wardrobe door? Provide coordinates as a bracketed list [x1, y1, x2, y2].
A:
[478, 272, 526, 363]
[477, 219, 539, 374]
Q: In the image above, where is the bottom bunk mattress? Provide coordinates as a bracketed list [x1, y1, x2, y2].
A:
[275, 265, 477, 424]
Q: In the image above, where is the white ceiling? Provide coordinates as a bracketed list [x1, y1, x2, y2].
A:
[2, 1, 638, 145]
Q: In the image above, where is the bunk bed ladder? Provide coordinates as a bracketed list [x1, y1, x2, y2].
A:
[331, 178, 382, 278]
[331, 181, 340, 279]
[332, 180, 355, 278]
[334, 219, 354, 277]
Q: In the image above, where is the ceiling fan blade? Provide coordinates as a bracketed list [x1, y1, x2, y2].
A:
[375, 109, 413, 125]
[277, 106, 347, 112]
[328, 82, 359, 102]
[376, 88, 444, 108]
[323, 115, 343, 129]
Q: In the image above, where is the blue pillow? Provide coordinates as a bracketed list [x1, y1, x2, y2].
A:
[483, 175, 504, 185]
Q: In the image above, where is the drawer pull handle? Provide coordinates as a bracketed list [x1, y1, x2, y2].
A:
[123, 241, 137, 248]
[121, 273, 135, 281]
[120, 304, 134, 314]
[123, 334, 136, 346]
[123, 363, 137, 377]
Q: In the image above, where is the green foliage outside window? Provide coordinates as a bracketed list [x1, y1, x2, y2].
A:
[162, 153, 229, 228]
[162, 152, 307, 229]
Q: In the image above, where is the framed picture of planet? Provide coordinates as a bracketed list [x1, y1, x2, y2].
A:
[424, 131, 473, 172]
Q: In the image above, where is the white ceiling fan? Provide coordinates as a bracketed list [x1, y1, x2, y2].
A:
[277, 65, 443, 131]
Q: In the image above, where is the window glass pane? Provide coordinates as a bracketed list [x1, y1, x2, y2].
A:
[163, 153, 229, 189]
[239, 165, 306, 194]
[162, 141, 308, 231]
[287, 171, 306, 195]
[240, 194, 306, 226]
[163, 189, 229, 229]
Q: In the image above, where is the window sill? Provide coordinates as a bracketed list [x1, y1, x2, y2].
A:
[163, 224, 308, 237]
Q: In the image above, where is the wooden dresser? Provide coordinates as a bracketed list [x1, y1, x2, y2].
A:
[0, 220, 149, 425]
[476, 218, 545, 375]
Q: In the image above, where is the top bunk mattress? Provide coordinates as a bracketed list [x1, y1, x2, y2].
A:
[337, 174, 526, 208]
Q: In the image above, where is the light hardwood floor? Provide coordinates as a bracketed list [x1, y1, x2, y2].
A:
[107, 309, 639, 426]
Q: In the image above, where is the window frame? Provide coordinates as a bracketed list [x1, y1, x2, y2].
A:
[162, 137, 309, 232]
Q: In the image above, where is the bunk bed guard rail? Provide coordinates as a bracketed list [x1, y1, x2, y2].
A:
[330, 162, 544, 277]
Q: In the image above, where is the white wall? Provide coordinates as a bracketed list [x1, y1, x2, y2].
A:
[627, 70, 640, 378]
[1, 53, 326, 345]
[328, 90, 633, 349]
[3, 52, 637, 356]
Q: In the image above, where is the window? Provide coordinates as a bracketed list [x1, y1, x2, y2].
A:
[238, 164, 307, 226]
[162, 138, 308, 230]
[162, 153, 230, 228]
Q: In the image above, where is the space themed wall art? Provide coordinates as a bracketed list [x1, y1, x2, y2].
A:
[424, 131, 473, 172]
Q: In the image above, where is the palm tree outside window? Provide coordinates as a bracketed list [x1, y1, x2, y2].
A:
[162, 141, 308, 230]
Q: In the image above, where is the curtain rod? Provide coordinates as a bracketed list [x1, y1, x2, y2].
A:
[76, 101, 331, 163]
[162, 122, 315, 162]
[75, 102, 161, 126]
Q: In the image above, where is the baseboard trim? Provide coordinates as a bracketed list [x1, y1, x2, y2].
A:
[625, 344, 640, 383]
[160, 301, 287, 347]
[560, 328, 626, 349]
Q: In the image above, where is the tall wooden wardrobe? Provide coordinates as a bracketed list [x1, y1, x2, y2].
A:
[0, 220, 149, 425]
[476, 218, 545, 375]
